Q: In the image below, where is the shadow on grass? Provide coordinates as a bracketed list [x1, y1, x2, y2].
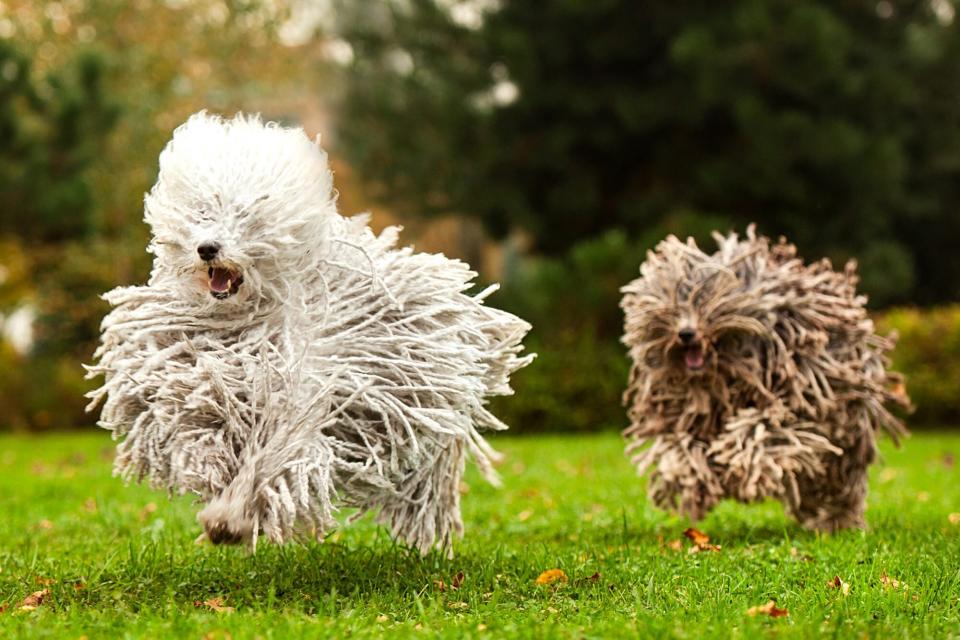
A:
[82, 536, 520, 611]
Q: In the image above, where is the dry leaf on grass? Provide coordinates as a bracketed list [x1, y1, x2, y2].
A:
[452, 571, 464, 590]
[880, 572, 908, 592]
[746, 600, 789, 618]
[827, 575, 850, 596]
[667, 539, 683, 552]
[587, 572, 601, 583]
[195, 597, 235, 613]
[433, 580, 446, 592]
[683, 527, 721, 553]
[19, 589, 50, 611]
[948, 513, 960, 525]
[942, 452, 955, 469]
[535, 569, 568, 585]
[139, 503, 158, 521]
[683, 527, 710, 546]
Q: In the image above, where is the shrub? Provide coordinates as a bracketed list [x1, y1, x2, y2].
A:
[493, 212, 728, 434]
[879, 306, 960, 426]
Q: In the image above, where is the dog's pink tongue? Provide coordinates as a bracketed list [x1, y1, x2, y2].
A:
[209, 268, 232, 292]
[685, 349, 704, 369]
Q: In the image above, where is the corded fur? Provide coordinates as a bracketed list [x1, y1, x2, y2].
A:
[86, 112, 533, 554]
[621, 226, 910, 531]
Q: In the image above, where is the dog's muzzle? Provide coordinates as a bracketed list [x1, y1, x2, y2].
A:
[207, 266, 244, 299]
[677, 327, 705, 371]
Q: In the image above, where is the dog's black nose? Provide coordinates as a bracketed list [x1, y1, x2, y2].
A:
[197, 242, 221, 262]
[678, 327, 697, 344]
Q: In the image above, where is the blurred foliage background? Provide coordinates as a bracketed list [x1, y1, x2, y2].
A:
[0, 0, 958, 432]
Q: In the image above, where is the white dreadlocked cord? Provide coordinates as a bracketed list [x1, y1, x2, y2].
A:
[87, 113, 533, 554]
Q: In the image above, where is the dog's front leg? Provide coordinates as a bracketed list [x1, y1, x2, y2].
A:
[197, 462, 260, 547]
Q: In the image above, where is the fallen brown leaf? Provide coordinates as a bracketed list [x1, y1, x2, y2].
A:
[20, 589, 50, 608]
[535, 569, 568, 586]
[197, 597, 234, 613]
[667, 539, 683, 552]
[880, 572, 908, 592]
[827, 575, 850, 596]
[746, 600, 788, 618]
[683, 527, 710, 546]
[878, 468, 898, 483]
[433, 580, 446, 592]
[139, 503, 158, 521]
[948, 513, 960, 525]
[942, 452, 955, 469]
[451, 571, 464, 590]
[587, 572, 601, 583]
[36, 520, 54, 531]
[683, 527, 721, 553]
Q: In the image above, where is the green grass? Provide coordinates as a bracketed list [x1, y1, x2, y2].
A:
[0, 431, 957, 639]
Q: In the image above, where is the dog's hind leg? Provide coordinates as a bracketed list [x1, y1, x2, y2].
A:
[374, 440, 467, 556]
[787, 441, 872, 532]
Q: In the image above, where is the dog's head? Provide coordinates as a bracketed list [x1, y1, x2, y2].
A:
[144, 112, 336, 309]
[622, 230, 774, 384]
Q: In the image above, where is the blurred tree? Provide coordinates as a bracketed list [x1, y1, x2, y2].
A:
[332, 0, 960, 306]
[0, 0, 324, 430]
[0, 39, 120, 429]
[0, 41, 118, 242]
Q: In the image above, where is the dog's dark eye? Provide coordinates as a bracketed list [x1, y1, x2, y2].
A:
[646, 327, 668, 342]
[152, 239, 184, 252]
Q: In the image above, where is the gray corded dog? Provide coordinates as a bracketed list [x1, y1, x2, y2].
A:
[621, 226, 910, 531]
[87, 112, 533, 553]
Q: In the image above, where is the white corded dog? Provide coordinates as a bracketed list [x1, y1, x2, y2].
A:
[87, 112, 533, 554]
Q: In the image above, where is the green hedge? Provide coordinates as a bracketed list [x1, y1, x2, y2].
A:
[879, 306, 960, 426]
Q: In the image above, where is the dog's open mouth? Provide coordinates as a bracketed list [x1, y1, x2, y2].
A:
[683, 344, 705, 371]
[207, 267, 243, 299]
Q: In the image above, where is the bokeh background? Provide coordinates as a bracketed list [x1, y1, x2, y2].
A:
[0, 0, 957, 434]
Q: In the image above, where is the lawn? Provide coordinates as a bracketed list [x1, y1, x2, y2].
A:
[0, 430, 957, 639]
